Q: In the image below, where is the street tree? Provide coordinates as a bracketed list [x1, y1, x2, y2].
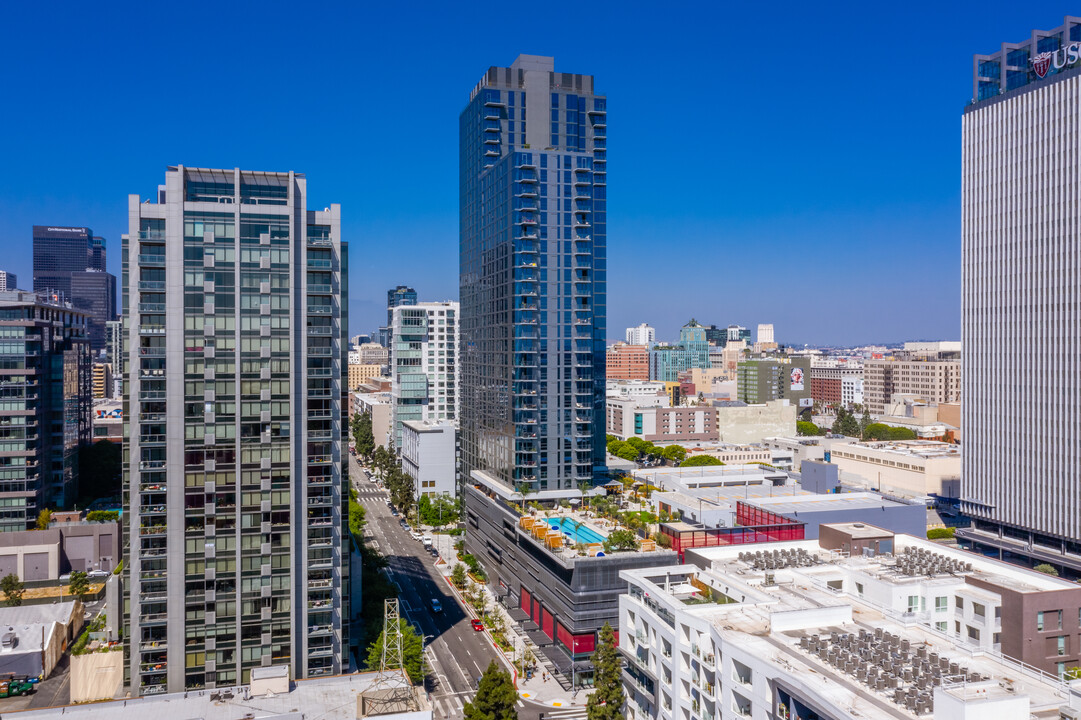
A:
[463, 661, 518, 720]
[587, 622, 625, 720]
[68, 571, 90, 599]
[364, 618, 426, 684]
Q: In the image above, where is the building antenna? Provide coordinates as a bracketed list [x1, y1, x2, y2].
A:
[360, 598, 418, 715]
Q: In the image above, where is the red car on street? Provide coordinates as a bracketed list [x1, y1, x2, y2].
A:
[470, 619, 484, 632]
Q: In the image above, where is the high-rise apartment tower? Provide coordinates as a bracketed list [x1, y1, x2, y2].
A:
[459, 55, 607, 495]
[122, 166, 348, 694]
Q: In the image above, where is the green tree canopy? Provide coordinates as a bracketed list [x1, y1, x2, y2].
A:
[36, 509, 52, 530]
[625, 437, 648, 451]
[1034, 563, 1059, 577]
[587, 623, 625, 720]
[864, 423, 917, 441]
[796, 420, 822, 437]
[0, 574, 23, 607]
[68, 571, 90, 599]
[419, 495, 459, 528]
[451, 563, 467, 589]
[681, 455, 723, 467]
[614, 444, 640, 462]
[603, 529, 639, 553]
[662, 445, 687, 463]
[831, 408, 861, 437]
[364, 617, 427, 684]
[463, 661, 518, 720]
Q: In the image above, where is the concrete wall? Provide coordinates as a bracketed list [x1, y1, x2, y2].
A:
[715, 401, 796, 444]
[70, 651, 123, 702]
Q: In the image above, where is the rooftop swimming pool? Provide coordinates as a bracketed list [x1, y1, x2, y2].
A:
[546, 517, 606, 545]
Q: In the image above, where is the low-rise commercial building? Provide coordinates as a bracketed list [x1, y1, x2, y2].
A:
[0, 520, 119, 578]
[400, 420, 457, 499]
[761, 435, 856, 471]
[679, 442, 771, 466]
[607, 379, 667, 400]
[619, 530, 1081, 720]
[351, 390, 392, 450]
[714, 399, 797, 444]
[740, 493, 926, 539]
[0, 602, 85, 682]
[830, 440, 961, 500]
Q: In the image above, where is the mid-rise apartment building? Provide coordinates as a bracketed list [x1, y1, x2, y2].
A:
[0, 291, 90, 531]
[400, 420, 457, 499]
[959, 16, 1081, 578]
[626, 323, 655, 346]
[607, 342, 649, 380]
[122, 166, 348, 694]
[389, 301, 458, 449]
[620, 529, 1081, 720]
[863, 359, 960, 416]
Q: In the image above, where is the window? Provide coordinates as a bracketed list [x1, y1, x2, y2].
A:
[967, 626, 980, 641]
[955, 597, 963, 612]
[935, 596, 948, 612]
[1057, 636, 1067, 656]
[907, 596, 919, 613]
[993, 633, 1000, 645]
[935, 621, 947, 632]
[973, 602, 985, 618]
[855, 583, 864, 596]
[1037, 611, 1044, 632]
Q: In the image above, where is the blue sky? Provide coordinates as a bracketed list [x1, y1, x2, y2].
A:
[0, 2, 1057, 345]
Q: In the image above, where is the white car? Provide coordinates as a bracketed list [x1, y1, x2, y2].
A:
[410, 531, 423, 541]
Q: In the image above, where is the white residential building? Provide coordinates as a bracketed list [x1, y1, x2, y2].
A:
[389, 301, 459, 448]
[627, 323, 657, 346]
[400, 420, 457, 499]
[756, 323, 774, 344]
[619, 531, 1079, 720]
[841, 375, 863, 407]
[607, 379, 667, 400]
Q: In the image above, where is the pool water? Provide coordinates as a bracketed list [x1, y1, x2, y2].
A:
[547, 517, 606, 545]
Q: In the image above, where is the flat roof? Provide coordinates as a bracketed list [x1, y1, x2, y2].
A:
[744, 492, 916, 515]
[821, 521, 896, 539]
[840, 440, 960, 460]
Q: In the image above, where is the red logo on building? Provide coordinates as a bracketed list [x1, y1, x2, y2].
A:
[1033, 52, 1053, 78]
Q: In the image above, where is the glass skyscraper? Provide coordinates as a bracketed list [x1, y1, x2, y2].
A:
[122, 167, 347, 694]
[459, 55, 607, 495]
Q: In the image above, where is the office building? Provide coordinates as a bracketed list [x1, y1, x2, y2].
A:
[0, 290, 91, 530]
[122, 166, 347, 694]
[619, 532, 1081, 720]
[91, 362, 113, 398]
[703, 324, 726, 347]
[459, 54, 607, 497]
[32, 226, 117, 354]
[737, 356, 812, 407]
[346, 362, 381, 391]
[378, 285, 417, 346]
[756, 323, 774, 344]
[810, 361, 864, 409]
[649, 320, 711, 382]
[727, 324, 750, 344]
[400, 420, 458, 499]
[625, 323, 655, 346]
[863, 359, 961, 416]
[959, 16, 1081, 578]
[606, 342, 649, 380]
[0, 270, 17, 291]
[389, 301, 458, 448]
[841, 375, 864, 407]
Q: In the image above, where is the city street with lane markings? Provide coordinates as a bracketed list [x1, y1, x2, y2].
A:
[349, 453, 505, 715]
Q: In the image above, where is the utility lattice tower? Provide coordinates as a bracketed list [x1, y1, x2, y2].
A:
[359, 598, 418, 716]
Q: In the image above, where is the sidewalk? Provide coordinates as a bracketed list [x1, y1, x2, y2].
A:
[430, 534, 586, 709]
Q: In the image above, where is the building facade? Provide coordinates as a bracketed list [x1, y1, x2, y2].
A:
[606, 342, 649, 380]
[959, 16, 1081, 578]
[389, 301, 459, 448]
[649, 320, 711, 382]
[122, 167, 348, 694]
[863, 359, 961, 416]
[809, 362, 864, 409]
[378, 285, 417, 347]
[459, 54, 607, 496]
[346, 362, 381, 391]
[0, 271, 17, 291]
[400, 420, 457, 499]
[625, 323, 655, 346]
[756, 323, 774, 344]
[0, 291, 91, 531]
[737, 356, 812, 407]
[32, 226, 116, 354]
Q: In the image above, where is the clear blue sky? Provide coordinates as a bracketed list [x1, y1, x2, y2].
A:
[0, 2, 1056, 345]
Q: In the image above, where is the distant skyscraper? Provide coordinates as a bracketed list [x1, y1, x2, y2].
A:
[703, 324, 726, 347]
[726, 324, 751, 344]
[757, 323, 774, 345]
[460, 54, 607, 495]
[0, 270, 17, 291]
[0, 290, 90, 530]
[649, 320, 711, 382]
[32, 225, 116, 353]
[960, 17, 1081, 575]
[122, 166, 347, 693]
[389, 301, 459, 448]
[378, 285, 417, 346]
[625, 323, 655, 346]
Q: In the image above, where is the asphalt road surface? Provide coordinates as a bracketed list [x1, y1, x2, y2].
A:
[349, 454, 506, 718]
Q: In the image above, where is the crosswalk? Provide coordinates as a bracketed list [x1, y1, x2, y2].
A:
[431, 694, 587, 719]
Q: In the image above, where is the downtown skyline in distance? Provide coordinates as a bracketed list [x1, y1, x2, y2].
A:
[0, 1, 1060, 346]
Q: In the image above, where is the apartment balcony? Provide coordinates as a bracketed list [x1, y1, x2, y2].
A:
[307, 236, 333, 247]
[139, 326, 166, 336]
[307, 326, 333, 335]
[138, 303, 166, 313]
[515, 187, 538, 198]
[307, 305, 333, 315]
[138, 255, 166, 267]
[138, 281, 166, 291]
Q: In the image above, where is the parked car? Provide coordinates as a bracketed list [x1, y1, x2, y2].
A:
[421, 536, 433, 547]
[431, 599, 442, 613]
[88, 570, 110, 578]
[470, 619, 484, 632]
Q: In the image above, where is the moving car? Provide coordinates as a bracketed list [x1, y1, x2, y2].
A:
[470, 619, 484, 632]
[431, 599, 442, 613]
